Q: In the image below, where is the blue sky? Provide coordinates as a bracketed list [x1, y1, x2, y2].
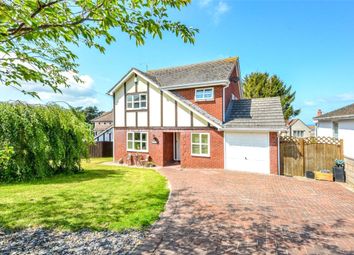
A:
[1, 0, 354, 123]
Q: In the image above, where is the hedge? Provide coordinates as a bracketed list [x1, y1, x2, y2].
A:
[0, 102, 93, 182]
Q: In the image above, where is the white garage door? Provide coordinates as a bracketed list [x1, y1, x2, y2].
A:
[225, 132, 270, 174]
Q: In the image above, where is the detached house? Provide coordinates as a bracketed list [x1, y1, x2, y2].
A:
[108, 58, 285, 174]
[91, 111, 113, 142]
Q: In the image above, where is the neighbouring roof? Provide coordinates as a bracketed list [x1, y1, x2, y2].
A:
[314, 103, 354, 121]
[94, 125, 113, 139]
[287, 118, 298, 126]
[287, 118, 311, 130]
[91, 111, 113, 122]
[143, 57, 237, 88]
[224, 97, 285, 130]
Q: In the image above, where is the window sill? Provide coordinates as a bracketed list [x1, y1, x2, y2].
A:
[126, 109, 148, 112]
[127, 149, 149, 153]
[191, 154, 210, 158]
[195, 99, 215, 102]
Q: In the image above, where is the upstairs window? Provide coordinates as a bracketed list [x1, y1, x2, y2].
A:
[195, 88, 214, 101]
[127, 93, 147, 110]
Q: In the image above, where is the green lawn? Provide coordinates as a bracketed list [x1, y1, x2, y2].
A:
[0, 158, 169, 231]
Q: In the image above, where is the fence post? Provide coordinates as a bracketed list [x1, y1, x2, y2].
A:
[300, 138, 305, 176]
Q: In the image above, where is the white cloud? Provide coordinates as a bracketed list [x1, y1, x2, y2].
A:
[304, 100, 316, 106]
[213, 1, 230, 23]
[335, 92, 354, 102]
[1, 71, 99, 108]
[198, 0, 212, 7]
[197, 0, 231, 24]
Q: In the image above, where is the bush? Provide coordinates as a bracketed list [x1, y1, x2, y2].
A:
[0, 102, 94, 182]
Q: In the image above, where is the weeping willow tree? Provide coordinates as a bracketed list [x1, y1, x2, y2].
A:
[0, 102, 93, 182]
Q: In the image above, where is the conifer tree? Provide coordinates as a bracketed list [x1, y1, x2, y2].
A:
[243, 72, 300, 120]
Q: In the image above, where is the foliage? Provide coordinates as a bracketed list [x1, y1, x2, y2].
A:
[0, 0, 198, 97]
[0, 142, 15, 177]
[0, 158, 169, 231]
[243, 72, 300, 120]
[75, 106, 104, 123]
[0, 102, 93, 182]
[335, 159, 345, 168]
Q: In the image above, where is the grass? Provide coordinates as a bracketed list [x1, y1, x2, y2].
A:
[0, 158, 169, 231]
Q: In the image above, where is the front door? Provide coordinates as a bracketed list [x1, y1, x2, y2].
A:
[174, 133, 181, 161]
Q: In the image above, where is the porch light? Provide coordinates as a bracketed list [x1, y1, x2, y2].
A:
[152, 136, 159, 144]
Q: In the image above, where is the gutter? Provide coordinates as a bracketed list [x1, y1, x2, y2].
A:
[278, 131, 281, 175]
[314, 114, 354, 121]
[218, 127, 287, 132]
[222, 81, 231, 122]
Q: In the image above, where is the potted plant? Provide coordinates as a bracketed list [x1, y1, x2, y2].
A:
[333, 159, 345, 182]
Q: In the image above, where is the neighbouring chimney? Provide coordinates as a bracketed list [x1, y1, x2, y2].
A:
[317, 109, 322, 116]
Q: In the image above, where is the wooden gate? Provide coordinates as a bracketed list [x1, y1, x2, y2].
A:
[280, 136, 343, 176]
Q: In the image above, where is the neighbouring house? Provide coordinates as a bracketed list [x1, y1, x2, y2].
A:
[108, 57, 285, 174]
[314, 104, 354, 159]
[91, 111, 113, 142]
[285, 118, 313, 137]
[314, 103, 354, 186]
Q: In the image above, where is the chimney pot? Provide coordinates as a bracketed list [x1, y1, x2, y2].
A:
[317, 109, 322, 116]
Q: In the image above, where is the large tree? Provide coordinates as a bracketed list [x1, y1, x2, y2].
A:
[243, 72, 300, 120]
[75, 106, 103, 123]
[0, 0, 197, 97]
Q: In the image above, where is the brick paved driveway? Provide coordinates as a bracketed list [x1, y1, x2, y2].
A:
[135, 168, 354, 255]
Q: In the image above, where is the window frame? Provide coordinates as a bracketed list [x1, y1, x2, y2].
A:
[126, 93, 148, 110]
[127, 131, 148, 152]
[191, 133, 210, 157]
[195, 88, 214, 101]
[333, 122, 339, 139]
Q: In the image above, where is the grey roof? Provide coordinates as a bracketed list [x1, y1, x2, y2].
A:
[91, 111, 113, 122]
[314, 103, 354, 120]
[144, 57, 237, 88]
[224, 97, 285, 130]
[171, 91, 223, 127]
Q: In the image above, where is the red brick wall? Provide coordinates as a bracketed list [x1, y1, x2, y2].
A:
[224, 66, 241, 111]
[114, 128, 224, 169]
[180, 129, 224, 168]
[114, 129, 165, 166]
[173, 86, 224, 121]
[269, 132, 279, 175]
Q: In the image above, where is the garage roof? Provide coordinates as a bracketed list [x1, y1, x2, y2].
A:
[224, 97, 285, 130]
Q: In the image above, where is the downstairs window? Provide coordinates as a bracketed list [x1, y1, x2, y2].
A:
[191, 133, 210, 157]
[127, 132, 148, 152]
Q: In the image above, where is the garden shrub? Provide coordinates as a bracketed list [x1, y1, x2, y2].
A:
[0, 102, 93, 182]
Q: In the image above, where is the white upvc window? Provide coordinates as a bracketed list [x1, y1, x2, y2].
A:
[127, 132, 148, 152]
[191, 133, 210, 157]
[195, 88, 214, 101]
[333, 122, 339, 139]
[126, 93, 147, 110]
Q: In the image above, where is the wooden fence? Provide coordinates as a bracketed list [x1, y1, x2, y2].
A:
[280, 136, 343, 176]
[345, 157, 354, 187]
[89, 141, 113, 158]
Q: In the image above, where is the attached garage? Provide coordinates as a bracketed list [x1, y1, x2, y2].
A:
[225, 132, 270, 174]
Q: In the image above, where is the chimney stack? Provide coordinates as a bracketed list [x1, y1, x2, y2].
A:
[317, 109, 322, 116]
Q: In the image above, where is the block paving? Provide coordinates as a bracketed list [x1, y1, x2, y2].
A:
[135, 167, 354, 254]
